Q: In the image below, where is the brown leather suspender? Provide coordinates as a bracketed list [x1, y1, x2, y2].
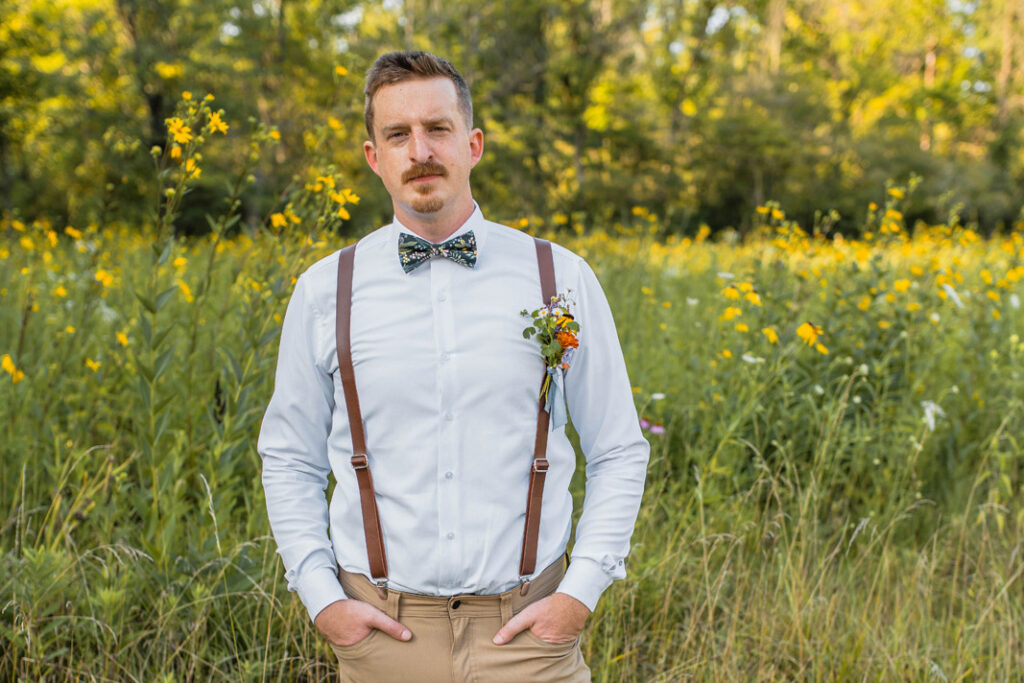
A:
[336, 244, 388, 585]
[335, 237, 556, 589]
[520, 238, 556, 580]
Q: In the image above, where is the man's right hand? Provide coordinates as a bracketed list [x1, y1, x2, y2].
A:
[314, 599, 413, 647]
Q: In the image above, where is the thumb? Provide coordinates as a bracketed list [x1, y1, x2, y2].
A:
[493, 609, 533, 646]
[371, 610, 412, 642]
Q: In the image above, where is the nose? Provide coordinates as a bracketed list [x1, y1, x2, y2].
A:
[408, 128, 433, 162]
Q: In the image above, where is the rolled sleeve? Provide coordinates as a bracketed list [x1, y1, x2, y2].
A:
[258, 274, 347, 621]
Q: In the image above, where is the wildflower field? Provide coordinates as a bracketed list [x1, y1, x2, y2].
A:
[2, 100, 1024, 681]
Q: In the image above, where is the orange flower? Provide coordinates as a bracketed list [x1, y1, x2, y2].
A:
[556, 331, 579, 349]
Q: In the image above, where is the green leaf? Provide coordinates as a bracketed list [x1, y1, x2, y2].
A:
[155, 285, 178, 311]
[522, 327, 536, 339]
[135, 291, 156, 314]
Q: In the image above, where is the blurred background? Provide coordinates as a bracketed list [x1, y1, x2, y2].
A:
[2, 0, 1023, 237]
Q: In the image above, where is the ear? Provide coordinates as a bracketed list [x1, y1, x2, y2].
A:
[364, 140, 381, 176]
[468, 128, 484, 169]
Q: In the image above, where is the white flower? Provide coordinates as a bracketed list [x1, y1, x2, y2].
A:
[651, 392, 666, 400]
[686, 297, 699, 306]
[921, 400, 946, 431]
[941, 284, 964, 308]
[717, 271, 734, 279]
[858, 363, 869, 376]
[741, 354, 764, 363]
[852, 395, 862, 404]
[1011, 294, 1020, 310]
[930, 312, 940, 324]
[813, 384, 825, 395]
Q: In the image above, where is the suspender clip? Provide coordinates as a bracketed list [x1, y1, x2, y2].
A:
[532, 458, 549, 473]
[351, 454, 368, 470]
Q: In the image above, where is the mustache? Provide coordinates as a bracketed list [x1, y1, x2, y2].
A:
[402, 162, 448, 183]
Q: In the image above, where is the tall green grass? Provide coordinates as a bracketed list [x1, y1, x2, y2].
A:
[2, 106, 1022, 679]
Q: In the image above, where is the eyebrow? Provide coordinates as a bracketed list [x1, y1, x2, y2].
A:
[380, 117, 455, 137]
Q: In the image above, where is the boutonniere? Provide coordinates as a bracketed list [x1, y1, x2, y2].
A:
[521, 292, 580, 429]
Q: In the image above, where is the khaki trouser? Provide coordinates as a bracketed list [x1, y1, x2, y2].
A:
[331, 558, 592, 682]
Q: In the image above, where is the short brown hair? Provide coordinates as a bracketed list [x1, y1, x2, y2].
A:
[364, 51, 473, 141]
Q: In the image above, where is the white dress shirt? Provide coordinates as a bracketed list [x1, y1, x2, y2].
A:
[258, 205, 649, 622]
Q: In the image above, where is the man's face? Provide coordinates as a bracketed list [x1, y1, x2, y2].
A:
[364, 78, 483, 225]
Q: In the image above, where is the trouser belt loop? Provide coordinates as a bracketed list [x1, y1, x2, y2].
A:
[499, 592, 513, 626]
[385, 586, 400, 620]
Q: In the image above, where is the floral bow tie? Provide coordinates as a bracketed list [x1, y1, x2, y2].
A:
[398, 231, 477, 274]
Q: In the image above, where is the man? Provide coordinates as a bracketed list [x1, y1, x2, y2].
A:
[258, 51, 649, 681]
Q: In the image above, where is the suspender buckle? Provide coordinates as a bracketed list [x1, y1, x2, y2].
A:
[519, 575, 531, 596]
[374, 578, 388, 600]
[351, 454, 368, 470]
[532, 458, 549, 473]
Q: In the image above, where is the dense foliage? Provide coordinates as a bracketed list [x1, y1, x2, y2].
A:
[2, 0, 1024, 234]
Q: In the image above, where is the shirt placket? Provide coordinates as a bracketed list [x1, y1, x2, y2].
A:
[431, 258, 461, 589]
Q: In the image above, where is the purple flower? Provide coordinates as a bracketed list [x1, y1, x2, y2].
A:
[639, 418, 651, 429]
[650, 424, 666, 435]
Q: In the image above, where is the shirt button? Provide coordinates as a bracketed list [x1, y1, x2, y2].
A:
[438, 291, 448, 302]
[446, 532, 455, 540]
[445, 412, 454, 421]
[444, 471, 454, 480]
[441, 352, 451, 362]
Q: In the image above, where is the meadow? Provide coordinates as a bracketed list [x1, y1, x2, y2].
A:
[2, 99, 1024, 681]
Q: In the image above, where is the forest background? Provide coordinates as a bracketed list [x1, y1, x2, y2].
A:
[3, 0, 1024, 236]
[3, 0, 1024, 681]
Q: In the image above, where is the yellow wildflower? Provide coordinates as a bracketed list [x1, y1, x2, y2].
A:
[177, 279, 194, 302]
[270, 213, 287, 228]
[744, 291, 762, 307]
[796, 322, 822, 346]
[335, 65, 349, 76]
[269, 129, 281, 140]
[173, 256, 188, 268]
[343, 189, 360, 204]
[986, 290, 1000, 302]
[167, 117, 193, 144]
[182, 91, 192, 101]
[328, 117, 343, 131]
[771, 208, 784, 220]
[85, 358, 100, 372]
[878, 320, 891, 329]
[888, 187, 904, 199]
[641, 286, 653, 296]
[735, 323, 749, 332]
[95, 269, 114, 287]
[762, 327, 779, 344]
[857, 295, 871, 311]
[208, 111, 229, 134]
[65, 326, 75, 334]
[338, 206, 351, 220]
[185, 158, 201, 178]
[721, 306, 742, 321]
[815, 343, 829, 355]
[54, 285, 67, 297]
[721, 349, 732, 358]
[661, 301, 671, 308]
[170, 145, 182, 160]
[64, 226, 82, 239]
[755, 206, 770, 215]
[19, 236, 34, 251]
[116, 332, 129, 347]
[893, 279, 910, 293]
[722, 286, 740, 300]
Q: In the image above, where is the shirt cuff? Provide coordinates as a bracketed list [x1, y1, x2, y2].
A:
[555, 556, 614, 612]
[297, 566, 349, 623]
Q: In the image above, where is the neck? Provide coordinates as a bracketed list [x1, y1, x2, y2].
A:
[395, 196, 476, 243]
